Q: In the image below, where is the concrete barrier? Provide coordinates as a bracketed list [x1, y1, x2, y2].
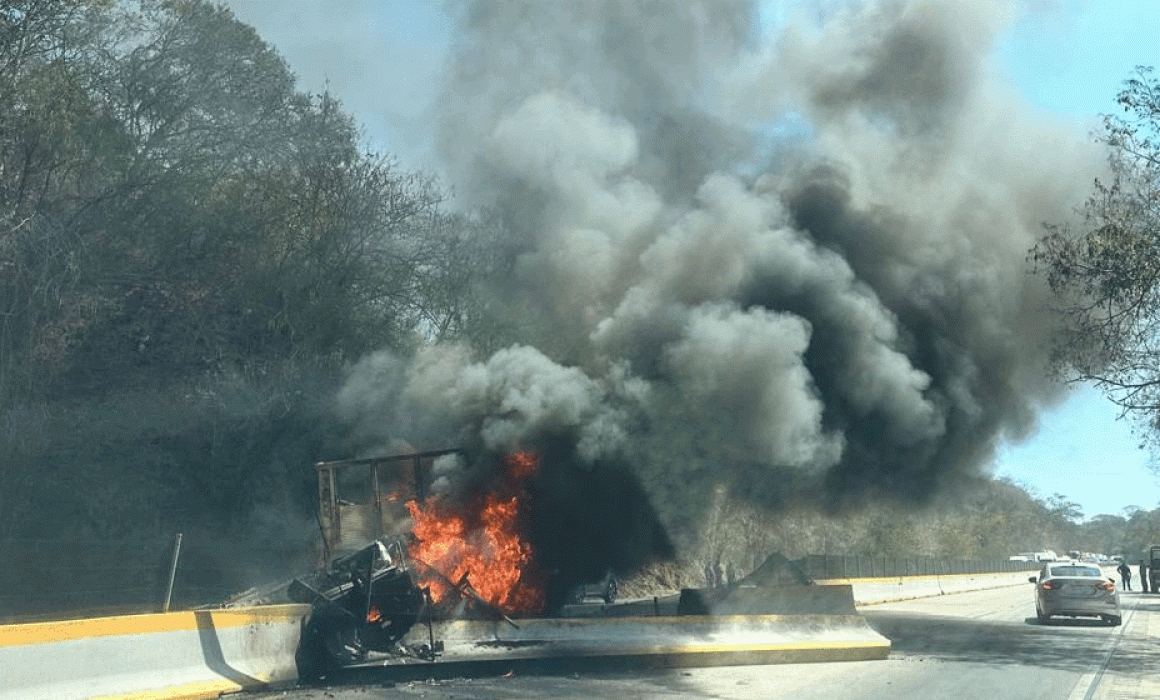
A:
[0, 604, 310, 700]
[676, 584, 858, 616]
[819, 565, 1120, 605]
[354, 612, 889, 668]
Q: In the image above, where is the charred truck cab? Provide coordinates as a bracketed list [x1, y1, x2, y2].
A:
[292, 538, 429, 675]
[287, 449, 545, 675]
[294, 450, 464, 676]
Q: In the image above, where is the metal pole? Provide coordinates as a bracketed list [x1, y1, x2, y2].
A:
[425, 588, 436, 661]
[163, 533, 183, 613]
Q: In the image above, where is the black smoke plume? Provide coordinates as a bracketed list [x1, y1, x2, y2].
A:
[329, 0, 1102, 557]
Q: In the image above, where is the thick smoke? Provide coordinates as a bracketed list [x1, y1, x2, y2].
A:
[332, 0, 1102, 553]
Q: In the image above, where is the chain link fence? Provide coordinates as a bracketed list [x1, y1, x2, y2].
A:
[801, 554, 1042, 580]
[1, 540, 1049, 624]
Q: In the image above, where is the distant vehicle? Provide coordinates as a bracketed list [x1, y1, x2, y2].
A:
[1030, 562, 1120, 626]
[1016, 551, 1057, 562]
[568, 569, 619, 605]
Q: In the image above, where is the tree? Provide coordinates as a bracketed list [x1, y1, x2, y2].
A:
[0, 0, 496, 395]
[0, 1, 115, 401]
[1032, 66, 1160, 439]
[0, 0, 500, 543]
[1045, 493, 1084, 524]
[1077, 513, 1128, 557]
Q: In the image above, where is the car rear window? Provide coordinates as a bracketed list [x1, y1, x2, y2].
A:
[1049, 566, 1102, 578]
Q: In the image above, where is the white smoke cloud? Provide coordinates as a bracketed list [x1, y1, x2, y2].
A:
[489, 91, 639, 183]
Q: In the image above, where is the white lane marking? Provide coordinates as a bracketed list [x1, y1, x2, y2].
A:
[1066, 596, 1135, 700]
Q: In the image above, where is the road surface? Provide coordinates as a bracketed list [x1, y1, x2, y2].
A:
[245, 584, 1160, 700]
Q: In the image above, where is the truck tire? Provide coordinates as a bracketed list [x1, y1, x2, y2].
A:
[603, 576, 618, 605]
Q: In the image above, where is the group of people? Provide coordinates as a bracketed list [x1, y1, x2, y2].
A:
[1116, 559, 1150, 592]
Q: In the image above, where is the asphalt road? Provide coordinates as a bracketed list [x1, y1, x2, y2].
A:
[246, 583, 1154, 700]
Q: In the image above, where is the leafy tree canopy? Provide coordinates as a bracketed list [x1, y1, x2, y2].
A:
[0, 0, 507, 403]
[1033, 66, 1160, 440]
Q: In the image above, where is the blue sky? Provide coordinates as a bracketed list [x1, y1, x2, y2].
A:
[992, 2, 1160, 518]
[228, 0, 1160, 520]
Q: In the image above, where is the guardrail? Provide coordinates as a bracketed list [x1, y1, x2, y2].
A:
[812, 564, 1120, 606]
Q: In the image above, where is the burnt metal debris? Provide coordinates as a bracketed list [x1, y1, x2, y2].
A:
[213, 449, 859, 678]
[290, 538, 430, 667]
[223, 449, 531, 675]
[219, 534, 532, 679]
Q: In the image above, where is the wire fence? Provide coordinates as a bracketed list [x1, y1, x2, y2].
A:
[800, 554, 1042, 580]
[0, 536, 319, 623]
[0, 538, 1049, 624]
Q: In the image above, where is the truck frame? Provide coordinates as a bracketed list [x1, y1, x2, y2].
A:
[315, 449, 463, 564]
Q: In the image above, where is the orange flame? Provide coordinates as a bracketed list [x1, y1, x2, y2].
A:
[505, 451, 540, 480]
[406, 451, 547, 615]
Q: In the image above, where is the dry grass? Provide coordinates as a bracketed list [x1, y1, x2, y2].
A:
[618, 559, 705, 598]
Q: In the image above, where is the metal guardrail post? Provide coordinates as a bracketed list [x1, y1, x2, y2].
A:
[162, 533, 183, 613]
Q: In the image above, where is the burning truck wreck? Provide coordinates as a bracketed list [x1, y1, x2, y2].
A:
[286, 447, 553, 671]
[222, 445, 664, 671]
[222, 447, 888, 677]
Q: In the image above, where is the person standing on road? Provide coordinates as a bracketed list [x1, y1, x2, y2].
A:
[1141, 560, 1150, 593]
[1118, 561, 1132, 590]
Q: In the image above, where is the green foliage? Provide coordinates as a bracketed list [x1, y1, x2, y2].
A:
[0, 1, 116, 398]
[0, 1, 511, 549]
[0, 0, 509, 404]
[0, 3, 1148, 584]
[0, 358, 344, 541]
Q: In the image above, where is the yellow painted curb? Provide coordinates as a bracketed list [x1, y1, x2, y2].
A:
[89, 679, 244, 700]
[0, 605, 307, 647]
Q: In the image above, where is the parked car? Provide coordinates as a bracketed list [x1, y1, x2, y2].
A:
[568, 569, 619, 605]
[1030, 562, 1120, 625]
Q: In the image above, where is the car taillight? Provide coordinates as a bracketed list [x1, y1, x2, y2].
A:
[1040, 581, 1056, 590]
[1099, 581, 1115, 592]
